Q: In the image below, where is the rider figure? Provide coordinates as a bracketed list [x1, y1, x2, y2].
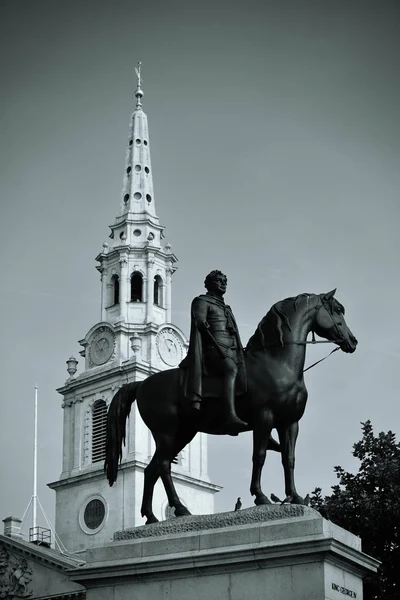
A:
[180, 270, 248, 435]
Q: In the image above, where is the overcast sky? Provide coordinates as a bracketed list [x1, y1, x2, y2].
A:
[0, 0, 399, 537]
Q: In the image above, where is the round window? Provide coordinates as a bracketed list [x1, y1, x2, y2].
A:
[84, 499, 105, 530]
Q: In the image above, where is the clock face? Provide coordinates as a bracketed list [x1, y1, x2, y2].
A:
[156, 328, 184, 367]
[89, 327, 115, 366]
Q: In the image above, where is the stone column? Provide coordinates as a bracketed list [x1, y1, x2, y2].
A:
[146, 259, 154, 323]
[165, 267, 173, 322]
[61, 398, 74, 474]
[99, 267, 108, 322]
[119, 257, 128, 321]
[72, 397, 82, 470]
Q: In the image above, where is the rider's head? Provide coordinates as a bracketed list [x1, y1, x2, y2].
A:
[204, 270, 227, 295]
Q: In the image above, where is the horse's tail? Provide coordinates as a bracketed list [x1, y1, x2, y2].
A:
[104, 382, 141, 486]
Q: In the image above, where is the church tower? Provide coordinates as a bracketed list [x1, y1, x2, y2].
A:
[48, 65, 220, 554]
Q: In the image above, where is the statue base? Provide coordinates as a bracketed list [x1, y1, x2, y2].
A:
[70, 505, 379, 600]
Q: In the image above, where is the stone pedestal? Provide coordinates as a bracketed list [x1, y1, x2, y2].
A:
[69, 505, 379, 600]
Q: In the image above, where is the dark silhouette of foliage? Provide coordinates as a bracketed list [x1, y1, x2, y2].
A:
[310, 421, 400, 600]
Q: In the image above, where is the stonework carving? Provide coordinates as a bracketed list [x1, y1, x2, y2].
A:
[0, 547, 33, 598]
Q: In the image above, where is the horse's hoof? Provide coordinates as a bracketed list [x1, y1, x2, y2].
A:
[254, 496, 271, 506]
[145, 515, 159, 525]
[175, 506, 191, 517]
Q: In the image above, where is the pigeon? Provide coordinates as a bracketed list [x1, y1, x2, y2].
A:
[271, 493, 311, 506]
[270, 493, 282, 504]
[234, 497, 242, 511]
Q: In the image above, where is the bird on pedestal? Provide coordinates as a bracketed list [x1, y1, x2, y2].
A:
[234, 497, 242, 511]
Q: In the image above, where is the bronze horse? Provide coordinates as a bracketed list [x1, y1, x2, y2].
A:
[105, 289, 357, 524]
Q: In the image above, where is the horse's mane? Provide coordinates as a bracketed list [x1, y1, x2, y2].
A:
[246, 293, 311, 351]
[246, 293, 345, 351]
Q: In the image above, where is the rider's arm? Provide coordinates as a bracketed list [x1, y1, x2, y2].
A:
[191, 298, 227, 359]
[191, 297, 209, 332]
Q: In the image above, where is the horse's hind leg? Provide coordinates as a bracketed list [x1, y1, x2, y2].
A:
[250, 410, 273, 505]
[277, 422, 304, 504]
[141, 454, 160, 524]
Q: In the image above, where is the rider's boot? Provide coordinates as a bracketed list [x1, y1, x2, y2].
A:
[222, 377, 248, 435]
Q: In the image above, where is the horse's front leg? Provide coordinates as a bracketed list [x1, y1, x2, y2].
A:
[157, 433, 192, 518]
[277, 421, 304, 504]
[250, 411, 273, 505]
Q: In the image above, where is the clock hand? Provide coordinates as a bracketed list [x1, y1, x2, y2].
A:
[165, 339, 176, 353]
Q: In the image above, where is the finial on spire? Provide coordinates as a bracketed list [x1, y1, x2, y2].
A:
[134, 61, 143, 109]
[135, 61, 142, 87]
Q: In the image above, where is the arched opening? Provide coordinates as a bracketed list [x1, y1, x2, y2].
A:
[111, 275, 119, 305]
[130, 271, 143, 302]
[153, 275, 163, 306]
[92, 400, 107, 463]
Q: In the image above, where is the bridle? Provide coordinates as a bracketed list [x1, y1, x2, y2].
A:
[299, 296, 344, 372]
[260, 296, 346, 373]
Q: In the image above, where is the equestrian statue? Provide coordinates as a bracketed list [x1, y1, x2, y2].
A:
[105, 270, 358, 524]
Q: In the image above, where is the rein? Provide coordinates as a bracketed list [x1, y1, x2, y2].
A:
[303, 345, 340, 373]
[275, 336, 341, 373]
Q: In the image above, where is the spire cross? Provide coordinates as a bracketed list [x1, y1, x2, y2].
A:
[135, 61, 142, 89]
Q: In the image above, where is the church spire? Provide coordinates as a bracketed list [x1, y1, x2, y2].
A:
[97, 62, 177, 327]
[117, 61, 156, 220]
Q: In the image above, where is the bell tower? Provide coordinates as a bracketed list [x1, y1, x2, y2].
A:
[48, 64, 221, 554]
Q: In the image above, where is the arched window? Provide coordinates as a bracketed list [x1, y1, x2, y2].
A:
[130, 272, 143, 302]
[154, 275, 163, 306]
[92, 400, 107, 463]
[112, 275, 119, 305]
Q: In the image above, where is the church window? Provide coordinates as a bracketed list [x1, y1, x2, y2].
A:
[135, 164, 141, 171]
[91, 400, 107, 463]
[154, 275, 163, 306]
[144, 166, 149, 174]
[129, 139, 133, 146]
[126, 167, 131, 175]
[84, 498, 105, 529]
[112, 275, 119, 305]
[123, 194, 129, 204]
[133, 229, 141, 237]
[134, 192, 142, 200]
[131, 272, 143, 302]
[144, 140, 148, 146]
[146, 194, 152, 203]
[135, 138, 141, 144]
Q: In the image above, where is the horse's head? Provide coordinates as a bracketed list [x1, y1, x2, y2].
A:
[313, 289, 358, 353]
